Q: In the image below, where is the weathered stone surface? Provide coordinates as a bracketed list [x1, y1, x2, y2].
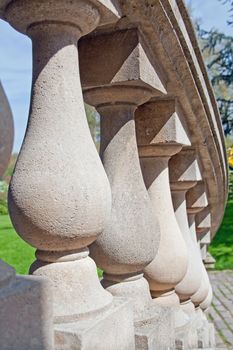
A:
[134, 304, 175, 350]
[0, 0, 121, 27]
[196, 208, 212, 234]
[0, 76, 54, 350]
[0, 261, 54, 350]
[136, 99, 188, 308]
[115, 0, 227, 237]
[83, 44, 161, 332]
[136, 99, 190, 148]
[6, 0, 116, 326]
[80, 29, 167, 94]
[186, 184, 210, 309]
[170, 150, 202, 305]
[55, 298, 135, 350]
[0, 0, 228, 349]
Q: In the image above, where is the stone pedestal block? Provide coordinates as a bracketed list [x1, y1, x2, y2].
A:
[54, 298, 135, 350]
[175, 311, 198, 350]
[134, 304, 175, 350]
[208, 322, 216, 348]
[0, 261, 54, 350]
[204, 252, 216, 270]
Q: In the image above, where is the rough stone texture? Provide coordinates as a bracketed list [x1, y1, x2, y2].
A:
[141, 156, 188, 303]
[0, 71, 54, 350]
[80, 29, 167, 95]
[0, 261, 54, 350]
[134, 304, 175, 350]
[0, 1, 228, 349]
[0, 0, 121, 27]
[82, 31, 162, 331]
[5, 0, 118, 326]
[196, 209, 212, 235]
[136, 99, 189, 307]
[135, 99, 190, 148]
[81, 29, 171, 347]
[3, 2, 137, 348]
[116, 0, 227, 237]
[170, 150, 203, 304]
[136, 99, 197, 348]
[55, 298, 135, 350]
[186, 184, 210, 309]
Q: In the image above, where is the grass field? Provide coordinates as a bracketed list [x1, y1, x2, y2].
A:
[0, 201, 232, 273]
[209, 200, 233, 270]
[0, 214, 35, 274]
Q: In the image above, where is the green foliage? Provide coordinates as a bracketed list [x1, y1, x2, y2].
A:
[0, 214, 103, 276]
[197, 25, 233, 135]
[225, 135, 233, 148]
[85, 104, 99, 144]
[0, 181, 8, 215]
[0, 200, 8, 215]
[0, 215, 35, 274]
[209, 200, 233, 269]
[229, 171, 233, 200]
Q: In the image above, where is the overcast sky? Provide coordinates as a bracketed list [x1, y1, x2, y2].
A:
[0, 0, 233, 152]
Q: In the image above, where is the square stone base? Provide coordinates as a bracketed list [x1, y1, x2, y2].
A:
[175, 314, 198, 349]
[208, 323, 216, 348]
[197, 325, 210, 349]
[176, 313, 216, 349]
[134, 304, 175, 350]
[54, 298, 135, 350]
[0, 274, 54, 350]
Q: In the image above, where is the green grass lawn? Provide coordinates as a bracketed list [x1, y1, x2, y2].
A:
[209, 199, 233, 270]
[0, 214, 35, 274]
[0, 200, 232, 273]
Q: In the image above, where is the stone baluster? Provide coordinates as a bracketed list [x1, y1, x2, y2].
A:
[135, 99, 202, 349]
[186, 182, 209, 308]
[169, 149, 203, 315]
[3, 1, 135, 348]
[199, 273, 215, 348]
[0, 81, 54, 349]
[195, 208, 214, 310]
[196, 208, 214, 267]
[135, 99, 189, 307]
[80, 28, 175, 349]
[196, 208, 211, 236]
[186, 183, 214, 348]
[199, 231, 211, 261]
[201, 232, 216, 270]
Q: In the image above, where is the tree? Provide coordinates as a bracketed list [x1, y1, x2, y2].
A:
[197, 25, 233, 135]
[219, 0, 233, 26]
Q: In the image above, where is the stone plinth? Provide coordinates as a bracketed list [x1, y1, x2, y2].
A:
[55, 298, 134, 350]
[0, 261, 54, 350]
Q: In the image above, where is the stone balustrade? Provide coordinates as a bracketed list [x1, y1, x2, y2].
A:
[0, 0, 227, 349]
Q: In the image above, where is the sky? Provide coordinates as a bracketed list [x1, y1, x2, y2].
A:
[0, 0, 233, 152]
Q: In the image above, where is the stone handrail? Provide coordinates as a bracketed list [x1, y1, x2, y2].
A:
[0, 0, 227, 349]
